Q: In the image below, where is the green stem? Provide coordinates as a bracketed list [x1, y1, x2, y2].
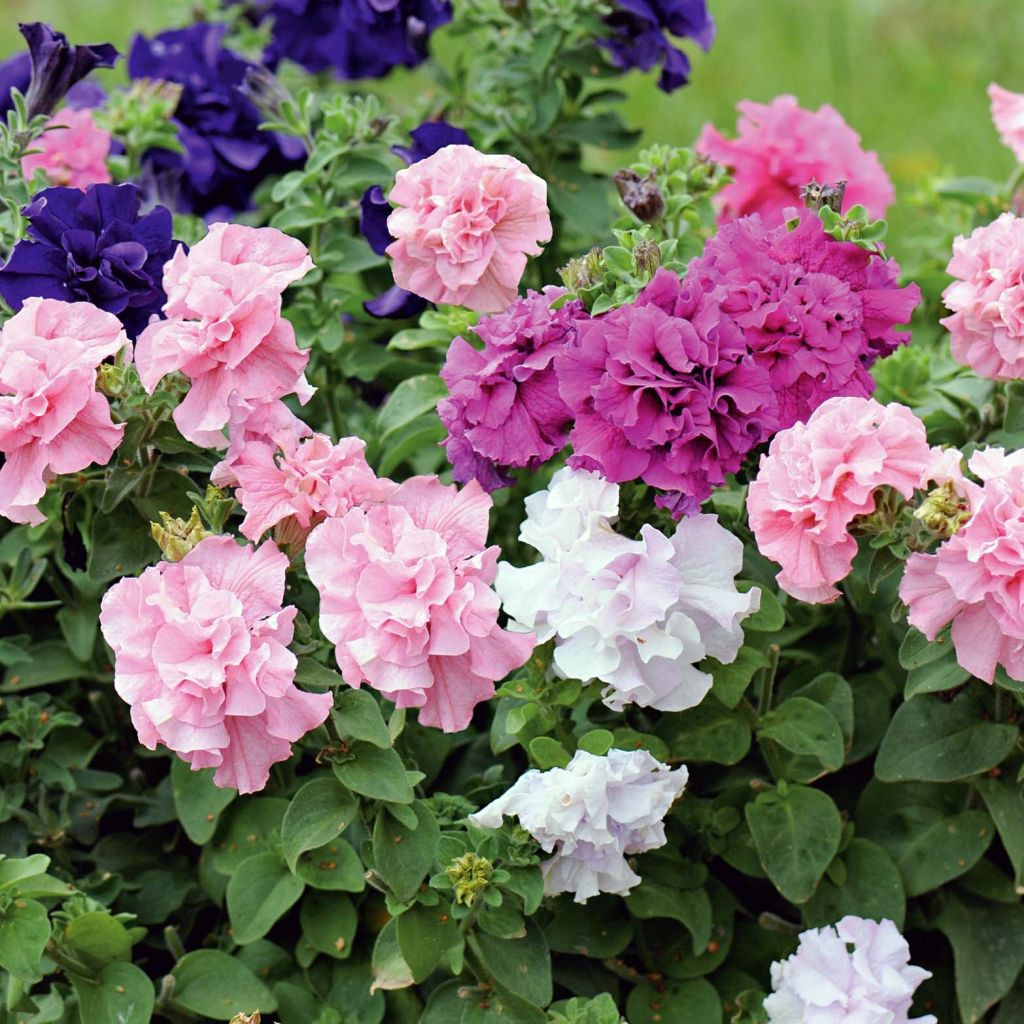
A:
[756, 645, 781, 716]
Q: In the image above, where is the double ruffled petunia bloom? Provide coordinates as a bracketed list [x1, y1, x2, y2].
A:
[99, 536, 332, 794]
[306, 475, 534, 732]
[21, 108, 111, 190]
[135, 223, 314, 447]
[0, 298, 128, 524]
[471, 748, 689, 903]
[497, 468, 758, 712]
[989, 83, 1024, 164]
[697, 95, 894, 226]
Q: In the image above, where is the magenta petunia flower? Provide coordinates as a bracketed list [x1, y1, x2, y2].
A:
[0, 298, 129, 524]
[438, 287, 587, 490]
[687, 211, 921, 431]
[99, 536, 333, 794]
[305, 475, 534, 732]
[696, 95, 894, 226]
[556, 267, 776, 514]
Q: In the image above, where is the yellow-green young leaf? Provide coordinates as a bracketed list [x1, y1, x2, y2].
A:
[372, 801, 440, 903]
[577, 729, 615, 756]
[280, 776, 358, 872]
[0, 897, 50, 982]
[170, 950, 276, 1020]
[0, 854, 50, 890]
[72, 963, 154, 1024]
[299, 891, 357, 960]
[396, 903, 460, 982]
[626, 979, 720, 1024]
[171, 759, 236, 845]
[226, 853, 304, 944]
[746, 785, 841, 904]
[529, 735, 571, 769]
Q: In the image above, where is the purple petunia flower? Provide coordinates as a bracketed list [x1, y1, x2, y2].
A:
[600, 0, 714, 93]
[439, 287, 588, 491]
[360, 119, 472, 319]
[557, 267, 777, 514]
[19, 23, 119, 120]
[250, 0, 452, 81]
[0, 183, 181, 340]
[128, 24, 304, 219]
[686, 210, 922, 433]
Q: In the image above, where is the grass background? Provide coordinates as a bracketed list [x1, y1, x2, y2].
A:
[1, 0, 1023, 204]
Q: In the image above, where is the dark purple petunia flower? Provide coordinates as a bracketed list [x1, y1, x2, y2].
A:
[0, 183, 181, 340]
[20, 22, 119, 119]
[360, 119, 472, 319]
[600, 0, 714, 93]
[0, 52, 30, 119]
[250, 0, 452, 81]
[128, 24, 305, 219]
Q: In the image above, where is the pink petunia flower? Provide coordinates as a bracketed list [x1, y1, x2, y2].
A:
[134, 224, 314, 448]
[305, 475, 535, 732]
[989, 83, 1024, 163]
[21, 108, 112, 190]
[941, 212, 1024, 380]
[99, 536, 332, 794]
[747, 396, 935, 604]
[230, 430, 395, 550]
[900, 448, 1024, 683]
[696, 95, 894, 226]
[386, 144, 552, 313]
[0, 297, 128, 524]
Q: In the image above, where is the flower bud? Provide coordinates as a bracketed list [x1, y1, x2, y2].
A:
[150, 507, 212, 563]
[632, 239, 662, 278]
[560, 246, 604, 292]
[229, 1014, 260, 1024]
[914, 480, 972, 539]
[21, 22, 119, 120]
[241, 64, 293, 124]
[446, 852, 493, 907]
[801, 179, 846, 213]
[614, 169, 666, 222]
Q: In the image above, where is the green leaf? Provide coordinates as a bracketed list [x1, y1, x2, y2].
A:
[858, 780, 993, 896]
[545, 897, 632, 959]
[903, 631, 970, 696]
[396, 903, 459, 982]
[1, 640, 89, 693]
[372, 801, 440, 903]
[294, 838, 366, 892]
[656, 699, 751, 764]
[472, 921, 552, 1007]
[626, 979, 721, 1024]
[170, 950, 276, 1019]
[72, 963, 154, 1024]
[710, 647, 770, 709]
[974, 777, 1024, 894]
[739, 583, 783, 632]
[226, 852, 305, 944]
[758, 697, 844, 776]
[61, 912, 132, 971]
[210, 797, 289, 875]
[333, 691, 392, 748]
[529, 736, 571, 769]
[87, 510, 154, 582]
[626, 882, 712, 956]
[803, 838, 906, 929]
[577, 729, 615, 756]
[0, 897, 49, 982]
[370, 918, 414, 993]
[377, 374, 448, 442]
[0, 854, 50, 889]
[300, 891, 357, 960]
[876, 690, 1018, 782]
[281, 776, 358, 872]
[746, 785, 841, 904]
[333, 743, 418, 804]
[936, 893, 1024, 1024]
[171, 759, 236, 845]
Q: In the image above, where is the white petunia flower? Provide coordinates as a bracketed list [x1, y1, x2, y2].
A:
[469, 748, 688, 903]
[495, 467, 759, 712]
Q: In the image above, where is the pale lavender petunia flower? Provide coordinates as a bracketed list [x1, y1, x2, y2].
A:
[470, 748, 688, 903]
[764, 916, 936, 1024]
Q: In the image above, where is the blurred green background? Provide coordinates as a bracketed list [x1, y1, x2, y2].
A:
[1, 0, 1022, 197]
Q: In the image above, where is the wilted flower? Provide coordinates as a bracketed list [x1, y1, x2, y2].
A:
[764, 916, 936, 1024]
[470, 748, 688, 903]
[696, 95, 894, 226]
[20, 22, 119, 119]
[0, 183, 180, 340]
[99, 537, 333, 794]
[496, 468, 759, 711]
[305, 476, 534, 732]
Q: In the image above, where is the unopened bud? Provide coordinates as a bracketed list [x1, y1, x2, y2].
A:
[241, 65, 292, 123]
[229, 1013, 260, 1024]
[151, 506, 212, 562]
[446, 852, 493, 907]
[96, 364, 126, 398]
[914, 481, 972, 539]
[614, 169, 665, 222]
[632, 239, 662, 278]
[801, 179, 846, 213]
[560, 246, 604, 293]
